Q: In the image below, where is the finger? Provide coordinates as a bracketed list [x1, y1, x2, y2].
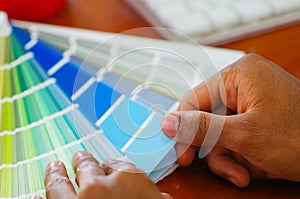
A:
[72, 151, 105, 187]
[172, 104, 233, 166]
[231, 152, 271, 180]
[171, 65, 239, 164]
[179, 63, 239, 113]
[44, 161, 77, 199]
[161, 192, 174, 199]
[207, 147, 250, 188]
[175, 143, 196, 166]
[102, 159, 141, 175]
[174, 88, 232, 165]
[161, 111, 243, 151]
[179, 74, 222, 112]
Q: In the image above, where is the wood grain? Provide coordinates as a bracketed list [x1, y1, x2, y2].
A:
[40, 0, 300, 198]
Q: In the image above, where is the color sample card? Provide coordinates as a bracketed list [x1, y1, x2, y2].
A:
[0, 23, 177, 198]
[1, 18, 244, 198]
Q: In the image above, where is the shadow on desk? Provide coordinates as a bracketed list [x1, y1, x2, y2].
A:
[158, 158, 300, 199]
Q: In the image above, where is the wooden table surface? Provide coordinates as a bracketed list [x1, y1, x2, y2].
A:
[40, 0, 300, 198]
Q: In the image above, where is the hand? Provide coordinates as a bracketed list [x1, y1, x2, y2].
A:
[35, 151, 172, 199]
[161, 54, 300, 187]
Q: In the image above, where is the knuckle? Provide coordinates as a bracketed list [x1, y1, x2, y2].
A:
[46, 176, 71, 194]
[46, 166, 62, 176]
[44, 163, 67, 184]
[77, 161, 99, 171]
[104, 159, 139, 173]
[242, 53, 262, 62]
[177, 112, 210, 145]
[195, 113, 209, 144]
[74, 154, 98, 169]
[239, 53, 271, 74]
[231, 53, 263, 73]
[240, 53, 265, 68]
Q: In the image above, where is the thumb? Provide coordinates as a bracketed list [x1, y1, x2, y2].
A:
[161, 111, 240, 151]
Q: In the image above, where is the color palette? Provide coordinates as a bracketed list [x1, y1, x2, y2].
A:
[0, 14, 244, 198]
[0, 31, 125, 198]
[0, 18, 179, 198]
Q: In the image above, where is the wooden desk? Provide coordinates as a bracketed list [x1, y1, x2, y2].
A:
[41, 0, 300, 198]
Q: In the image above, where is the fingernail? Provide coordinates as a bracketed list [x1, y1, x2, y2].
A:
[161, 192, 174, 199]
[47, 161, 64, 170]
[161, 114, 179, 137]
[45, 161, 66, 178]
[74, 151, 90, 158]
[72, 151, 91, 162]
[227, 177, 240, 187]
[72, 151, 90, 165]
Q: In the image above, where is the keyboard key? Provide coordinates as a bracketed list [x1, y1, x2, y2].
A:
[205, 6, 241, 31]
[187, 0, 213, 13]
[155, 4, 189, 24]
[268, 0, 300, 14]
[210, 0, 235, 5]
[126, 0, 300, 44]
[232, 1, 274, 23]
[144, 0, 184, 11]
[169, 13, 213, 36]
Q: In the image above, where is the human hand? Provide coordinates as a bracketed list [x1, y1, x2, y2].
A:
[34, 151, 172, 199]
[161, 54, 300, 187]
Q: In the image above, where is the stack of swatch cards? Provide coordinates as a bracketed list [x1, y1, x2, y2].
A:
[0, 12, 244, 198]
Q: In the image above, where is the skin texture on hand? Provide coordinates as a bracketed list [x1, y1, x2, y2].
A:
[161, 53, 300, 187]
[36, 151, 172, 199]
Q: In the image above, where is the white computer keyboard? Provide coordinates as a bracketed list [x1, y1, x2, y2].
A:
[124, 0, 300, 45]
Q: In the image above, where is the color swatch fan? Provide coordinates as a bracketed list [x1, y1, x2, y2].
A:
[0, 13, 177, 198]
[0, 12, 130, 198]
[0, 11, 244, 199]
